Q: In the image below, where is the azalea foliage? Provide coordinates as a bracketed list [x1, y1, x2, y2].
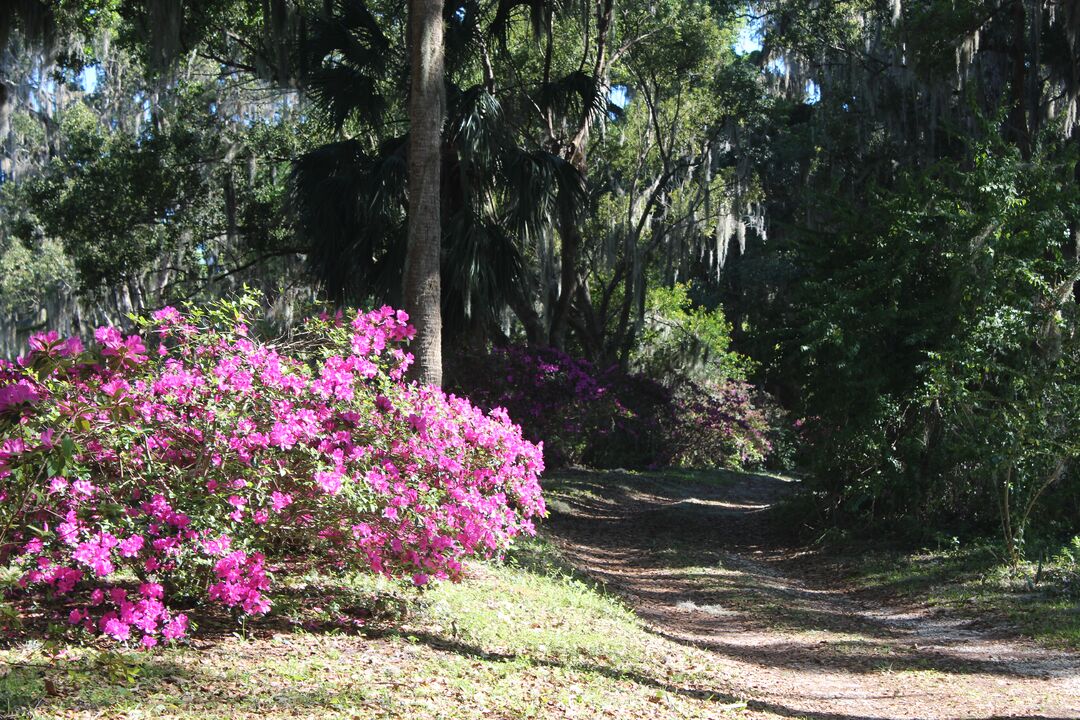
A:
[0, 294, 545, 646]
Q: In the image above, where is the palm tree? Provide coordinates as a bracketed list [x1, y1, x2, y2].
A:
[404, 0, 445, 386]
[292, 1, 585, 358]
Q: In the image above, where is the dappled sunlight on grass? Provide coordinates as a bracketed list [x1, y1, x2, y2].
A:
[846, 548, 1080, 651]
[0, 534, 751, 720]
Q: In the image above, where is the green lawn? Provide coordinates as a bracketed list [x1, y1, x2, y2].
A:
[1, 534, 749, 719]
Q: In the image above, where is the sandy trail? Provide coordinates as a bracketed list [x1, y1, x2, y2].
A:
[545, 470, 1080, 720]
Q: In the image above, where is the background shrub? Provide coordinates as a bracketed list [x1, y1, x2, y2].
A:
[447, 345, 781, 471]
[446, 346, 672, 468]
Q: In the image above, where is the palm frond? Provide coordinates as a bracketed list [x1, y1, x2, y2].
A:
[489, 0, 575, 46]
[446, 84, 507, 195]
[539, 70, 607, 127]
[301, 0, 391, 131]
[442, 208, 526, 333]
[292, 136, 407, 303]
[502, 149, 586, 241]
[444, 0, 482, 73]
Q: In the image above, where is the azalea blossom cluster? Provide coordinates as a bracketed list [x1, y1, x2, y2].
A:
[0, 295, 545, 646]
[667, 379, 773, 470]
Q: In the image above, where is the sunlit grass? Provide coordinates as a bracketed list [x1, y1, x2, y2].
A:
[0, 534, 750, 719]
[847, 544, 1080, 650]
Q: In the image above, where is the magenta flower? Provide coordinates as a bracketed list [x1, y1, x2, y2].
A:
[0, 380, 42, 413]
[1, 296, 546, 647]
[270, 491, 292, 512]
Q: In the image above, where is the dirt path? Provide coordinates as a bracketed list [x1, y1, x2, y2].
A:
[544, 470, 1080, 720]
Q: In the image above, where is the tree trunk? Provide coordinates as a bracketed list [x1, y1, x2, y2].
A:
[1008, 0, 1031, 160]
[549, 214, 581, 349]
[508, 293, 548, 347]
[404, 0, 445, 387]
[545, 0, 614, 351]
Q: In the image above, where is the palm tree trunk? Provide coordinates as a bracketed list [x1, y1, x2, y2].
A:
[404, 0, 445, 386]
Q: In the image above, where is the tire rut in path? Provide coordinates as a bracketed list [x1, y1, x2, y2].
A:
[544, 470, 1080, 720]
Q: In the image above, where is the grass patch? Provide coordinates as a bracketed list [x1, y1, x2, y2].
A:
[0, 534, 750, 719]
[843, 544, 1080, 650]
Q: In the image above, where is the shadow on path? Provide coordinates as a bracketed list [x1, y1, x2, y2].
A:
[542, 469, 1080, 720]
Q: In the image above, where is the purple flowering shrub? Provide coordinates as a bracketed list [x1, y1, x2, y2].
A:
[447, 346, 775, 470]
[667, 379, 773, 470]
[0, 295, 545, 646]
[446, 346, 673, 468]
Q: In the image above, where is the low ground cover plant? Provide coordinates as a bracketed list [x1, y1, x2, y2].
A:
[0, 294, 545, 646]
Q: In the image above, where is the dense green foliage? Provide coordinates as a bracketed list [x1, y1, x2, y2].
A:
[715, 1, 1080, 555]
[778, 143, 1080, 555]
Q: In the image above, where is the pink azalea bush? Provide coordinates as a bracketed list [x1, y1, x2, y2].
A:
[0, 294, 545, 646]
